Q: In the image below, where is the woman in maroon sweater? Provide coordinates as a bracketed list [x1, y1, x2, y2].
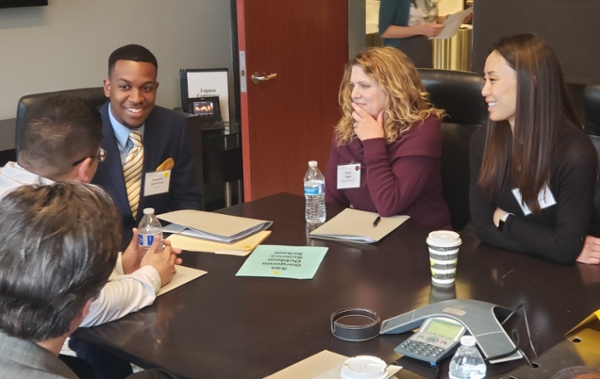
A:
[325, 47, 451, 230]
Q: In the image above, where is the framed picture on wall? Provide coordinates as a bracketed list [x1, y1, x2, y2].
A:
[179, 68, 229, 122]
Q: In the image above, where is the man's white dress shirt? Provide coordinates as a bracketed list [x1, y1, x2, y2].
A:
[0, 162, 161, 327]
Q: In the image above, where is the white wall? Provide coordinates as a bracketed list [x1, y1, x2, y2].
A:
[438, 0, 464, 15]
[0, 0, 233, 121]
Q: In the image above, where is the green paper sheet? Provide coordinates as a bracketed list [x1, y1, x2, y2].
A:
[235, 245, 328, 279]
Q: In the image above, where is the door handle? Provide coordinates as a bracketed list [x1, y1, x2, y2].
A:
[252, 72, 277, 84]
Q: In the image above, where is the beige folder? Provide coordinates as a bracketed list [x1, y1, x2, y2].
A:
[309, 208, 409, 243]
[263, 350, 401, 379]
[167, 231, 271, 256]
[157, 209, 272, 243]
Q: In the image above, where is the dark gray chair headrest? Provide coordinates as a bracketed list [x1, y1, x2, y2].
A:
[583, 81, 600, 136]
[15, 87, 107, 155]
[417, 69, 487, 126]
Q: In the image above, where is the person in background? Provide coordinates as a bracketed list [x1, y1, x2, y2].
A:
[325, 46, 451, 230]
[379, 0, 471, 68]
[470, 33, 600, 264]
[0, 182, 178, 379]
[93, 44, 201, 247]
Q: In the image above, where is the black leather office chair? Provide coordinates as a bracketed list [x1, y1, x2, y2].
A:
[15, 87, 107, 157]
[584, 81, 600, 136]
[417, 69, 487, 231]
[583, 81, 600, 215]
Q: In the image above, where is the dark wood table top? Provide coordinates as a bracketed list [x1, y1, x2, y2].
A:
[74, 193, 600, 379]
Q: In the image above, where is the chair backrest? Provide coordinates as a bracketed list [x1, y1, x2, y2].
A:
[417, 69, 487, 231]
[583, 81, 600, 136]
[583, 82, 600, 216]
[588, 135, 600, 217]
[418, 69, 487, 125]
[15, 87, 107, 156]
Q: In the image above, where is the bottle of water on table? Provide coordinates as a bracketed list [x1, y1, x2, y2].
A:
[138, 207, 163, 254]
[304, 160, 326, 224]
[449, 336, 487, 379]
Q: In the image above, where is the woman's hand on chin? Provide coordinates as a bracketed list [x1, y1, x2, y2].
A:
[352, 103, 384, 141]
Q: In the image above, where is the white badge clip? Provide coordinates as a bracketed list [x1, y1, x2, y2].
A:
[337, 163, 361, 189]
[144, 170, 171, 196]
[511, 185, 556, 216]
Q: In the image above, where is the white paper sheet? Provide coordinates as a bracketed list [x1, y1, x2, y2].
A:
[430, 8, 473, 40]
[156, 265, 207, 297]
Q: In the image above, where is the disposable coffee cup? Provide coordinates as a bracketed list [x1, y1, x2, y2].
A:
[340, 356, 388, 379]
[426, 230, 461, 285]
[429, 281, 457, 303]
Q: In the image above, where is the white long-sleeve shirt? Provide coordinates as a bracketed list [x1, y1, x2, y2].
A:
[80, 253, 160, 327]
[0, 161, 161, 327]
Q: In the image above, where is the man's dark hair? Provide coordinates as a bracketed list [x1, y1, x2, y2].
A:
[0, 182, 121, 341]
[108, 44, 158, 76]
[18, 95, 102, 178]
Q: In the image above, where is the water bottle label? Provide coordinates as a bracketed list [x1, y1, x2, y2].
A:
[304, 184, 325, 195]
[138, 233, 155, 247]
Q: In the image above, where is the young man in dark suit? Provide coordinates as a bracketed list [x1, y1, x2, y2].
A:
[92, 44, 202, 245]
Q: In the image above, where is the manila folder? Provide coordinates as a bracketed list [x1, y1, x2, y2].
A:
[309, 208, 409, 243]
[157, 209, 272, 243]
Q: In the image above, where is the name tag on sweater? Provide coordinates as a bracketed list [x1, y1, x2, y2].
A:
[337, 163, 361, 189]
[511, 185, 556, 216]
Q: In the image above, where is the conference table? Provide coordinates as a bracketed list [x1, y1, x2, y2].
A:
[74, 193, 600, 379]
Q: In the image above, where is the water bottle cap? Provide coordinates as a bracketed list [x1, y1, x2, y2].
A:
[460, 335, 476, 346]
[143, 208, 155, 215]
[308, 160, 318, 167]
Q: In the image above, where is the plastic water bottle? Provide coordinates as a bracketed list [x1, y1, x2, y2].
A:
[304, 160, 326, 224]
[138, 208, 163, 254]
[449, 336, 487, 379]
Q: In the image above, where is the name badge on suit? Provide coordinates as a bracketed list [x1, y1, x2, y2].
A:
[144, 158, 174, 197]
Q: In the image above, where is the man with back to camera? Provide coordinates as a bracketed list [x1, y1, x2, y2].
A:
[0, 95, 181, 378]
[0, 182, 179, 379]
[92, 44, 202, 246]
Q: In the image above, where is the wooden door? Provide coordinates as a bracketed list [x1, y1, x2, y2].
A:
[237, 0, 348, 201]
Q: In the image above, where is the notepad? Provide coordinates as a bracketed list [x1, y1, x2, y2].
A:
[308, 208, 409, 243]
[156, 265, 207, 296]
[167, 231, 272, 256]
[157, 209, 272, 243]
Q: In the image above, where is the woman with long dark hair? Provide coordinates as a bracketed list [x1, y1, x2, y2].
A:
[470, 33, 600, 264]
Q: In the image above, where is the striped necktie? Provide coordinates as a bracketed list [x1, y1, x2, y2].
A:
[124, 130, 144, 219]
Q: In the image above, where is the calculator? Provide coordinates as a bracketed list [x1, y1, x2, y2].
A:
[394, 317, 466, 363]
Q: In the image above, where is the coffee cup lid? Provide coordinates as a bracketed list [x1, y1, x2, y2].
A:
[340, 356, 388, 379]
[427, 231, 461, 247]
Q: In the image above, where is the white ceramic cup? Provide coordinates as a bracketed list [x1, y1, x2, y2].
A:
[426, 230, 462, 285]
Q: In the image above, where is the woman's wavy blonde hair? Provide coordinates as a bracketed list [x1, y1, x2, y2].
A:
[335, 47, 444, 145]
